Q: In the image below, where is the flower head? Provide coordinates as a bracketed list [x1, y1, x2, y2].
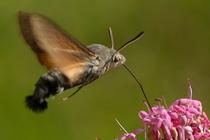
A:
[117, 81, 210, 140]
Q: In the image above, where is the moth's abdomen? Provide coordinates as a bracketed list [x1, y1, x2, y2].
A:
[25, 69, 70, 112]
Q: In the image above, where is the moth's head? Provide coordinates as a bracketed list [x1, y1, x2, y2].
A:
[109, 50, 126, 68]
[106, 27, 144, 69]
[88, 28, 144, 72]
[87, 44, 126, 69]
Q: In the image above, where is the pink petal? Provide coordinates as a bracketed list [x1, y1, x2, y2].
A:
[162, 120, 173, 140]
[116, 133, 137, 140]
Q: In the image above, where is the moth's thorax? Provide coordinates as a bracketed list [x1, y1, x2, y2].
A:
[88, 44, 126, 73]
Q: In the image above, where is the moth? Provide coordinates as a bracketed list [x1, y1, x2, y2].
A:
[18, 11, 144, 112]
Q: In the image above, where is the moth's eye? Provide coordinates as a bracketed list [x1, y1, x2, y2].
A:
[113, 55, 120, 63]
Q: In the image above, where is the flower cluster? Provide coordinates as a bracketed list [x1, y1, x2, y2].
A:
[117, 82, 210, 140]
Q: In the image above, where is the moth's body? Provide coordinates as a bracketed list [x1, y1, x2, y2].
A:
[18, 11, 128, 112]
[36, 44, 126, 95]
[26, 44, 125, 112]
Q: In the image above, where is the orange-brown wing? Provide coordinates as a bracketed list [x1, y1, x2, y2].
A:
[18, 11, 95, 70]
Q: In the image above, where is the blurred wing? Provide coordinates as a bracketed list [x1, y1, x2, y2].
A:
[18, 11, 95, 70]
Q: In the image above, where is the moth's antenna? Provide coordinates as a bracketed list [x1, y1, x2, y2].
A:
[108, 27, 114, 49]
[117, 32, 144, 52]
[123, 64, 151, 109]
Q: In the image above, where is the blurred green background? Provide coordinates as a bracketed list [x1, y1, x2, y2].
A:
[1, 0, 210, 139]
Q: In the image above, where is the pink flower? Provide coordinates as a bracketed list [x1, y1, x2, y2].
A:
[117, 81, 210, 140]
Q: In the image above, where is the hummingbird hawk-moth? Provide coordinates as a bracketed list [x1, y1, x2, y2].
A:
[18, 11, 144, 112]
